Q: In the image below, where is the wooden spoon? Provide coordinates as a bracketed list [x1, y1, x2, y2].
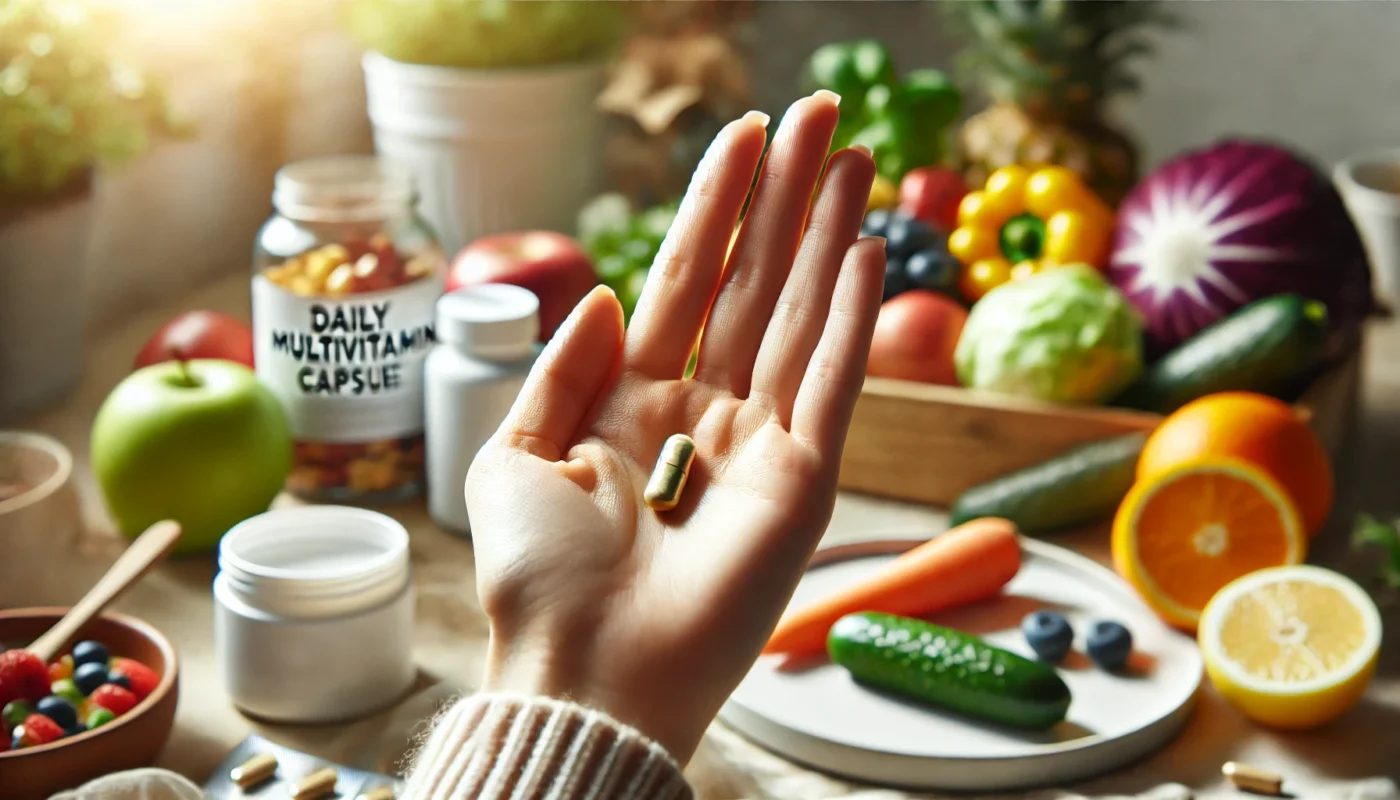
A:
[28, 520, 182, 662]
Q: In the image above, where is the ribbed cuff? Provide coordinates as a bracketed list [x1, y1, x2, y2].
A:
[402, 692, 692, 800]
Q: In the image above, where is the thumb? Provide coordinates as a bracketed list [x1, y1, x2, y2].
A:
[495, 285, 625, 461]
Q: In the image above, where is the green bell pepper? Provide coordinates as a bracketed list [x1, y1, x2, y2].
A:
[804, 40, 962, 182]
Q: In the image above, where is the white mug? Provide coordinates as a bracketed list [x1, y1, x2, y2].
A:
[1335, 149, 1400, 302]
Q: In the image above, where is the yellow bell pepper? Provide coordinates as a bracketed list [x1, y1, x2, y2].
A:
[950, 165, 1114, 301]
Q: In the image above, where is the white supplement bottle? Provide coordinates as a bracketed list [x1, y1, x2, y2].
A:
[424, 284, 540, 535]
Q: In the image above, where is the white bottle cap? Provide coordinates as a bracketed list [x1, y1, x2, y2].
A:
[436, 284, 540, 359]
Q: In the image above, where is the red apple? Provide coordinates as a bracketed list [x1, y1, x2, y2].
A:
[867, 290, 968, 386]
[134, 310, 255, 371]
[447, 231, 598, 340]
[898, 167, 968, 233]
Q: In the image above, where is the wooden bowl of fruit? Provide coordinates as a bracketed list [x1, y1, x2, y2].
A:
[0, 609, 178, 800]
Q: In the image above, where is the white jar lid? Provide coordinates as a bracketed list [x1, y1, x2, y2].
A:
[218, 506, 410, 619]
[436, 284, 540, 358]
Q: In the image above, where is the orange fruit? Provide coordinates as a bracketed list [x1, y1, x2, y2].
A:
[1112, 457, 1306, 631]
[1138, 392, 1333, 537]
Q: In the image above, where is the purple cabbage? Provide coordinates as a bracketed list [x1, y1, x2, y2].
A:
[1108, 139, 1373, 358]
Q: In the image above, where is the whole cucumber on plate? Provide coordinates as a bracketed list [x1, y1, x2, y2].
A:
[828, 612, 1071, 730]
[949, 432, 1147, 536]
[1115, 294, 1328, 414]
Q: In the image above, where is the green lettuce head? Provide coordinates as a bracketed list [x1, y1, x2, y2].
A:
[955, 265, 1143, 404]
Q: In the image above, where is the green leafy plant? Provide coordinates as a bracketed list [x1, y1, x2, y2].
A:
[0, 0, 185, 207]
[343, 0, 628, 69]
[1352, 513, 1400, 590]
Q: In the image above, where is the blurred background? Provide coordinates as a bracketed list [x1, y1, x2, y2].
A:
[7, 0, 1400, 332]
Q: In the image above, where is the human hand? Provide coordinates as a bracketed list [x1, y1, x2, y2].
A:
[466, 91, 882, 762]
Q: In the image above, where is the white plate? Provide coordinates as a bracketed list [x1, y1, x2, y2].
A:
[719, 537, 1203, 792]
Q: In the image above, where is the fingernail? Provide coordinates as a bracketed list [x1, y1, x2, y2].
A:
[812, 89, 841, 107]
[849, 144, 872, 157]
[742, 109, 771, 128]
[865, 236, 887, 248]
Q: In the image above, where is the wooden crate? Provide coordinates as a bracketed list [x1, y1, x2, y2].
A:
[837, 347, 1363, 507]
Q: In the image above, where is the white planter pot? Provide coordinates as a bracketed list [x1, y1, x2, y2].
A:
[0, 192, 93, 422]
[362, 52, 606, 255]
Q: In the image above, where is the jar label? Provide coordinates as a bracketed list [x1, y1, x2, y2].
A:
[252, 275, 443, 442]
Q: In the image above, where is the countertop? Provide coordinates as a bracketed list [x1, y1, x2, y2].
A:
[16, 271, 1400, 799]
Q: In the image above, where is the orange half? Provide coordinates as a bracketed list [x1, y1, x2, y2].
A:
[1112, 458, 1306, 631]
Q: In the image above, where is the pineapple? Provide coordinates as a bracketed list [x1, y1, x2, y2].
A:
[949, 0, 1174, 207]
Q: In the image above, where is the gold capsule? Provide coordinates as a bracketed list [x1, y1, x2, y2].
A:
[292, 767, 338, 800]
[230, 753, 278, 789]
[356, 788, 396, 800]
[1223, 761, 1283, 796]
[644, 434, 696, 511]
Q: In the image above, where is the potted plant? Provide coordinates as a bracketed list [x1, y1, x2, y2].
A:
[347, 0, 629, 254]
[0, 0, 183, 421]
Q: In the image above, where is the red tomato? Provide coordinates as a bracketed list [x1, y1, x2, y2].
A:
[134, 310, 255, 371]
[867, 290, 968, 386]
[898, 167, 969, 233]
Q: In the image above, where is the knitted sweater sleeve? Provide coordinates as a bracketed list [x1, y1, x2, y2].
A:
[401, 693, 694, 800]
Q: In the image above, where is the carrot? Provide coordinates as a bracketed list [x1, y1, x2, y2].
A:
[763, 517, 1022, 657]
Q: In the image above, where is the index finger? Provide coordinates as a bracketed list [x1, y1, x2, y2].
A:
[623, 111, 770, 380]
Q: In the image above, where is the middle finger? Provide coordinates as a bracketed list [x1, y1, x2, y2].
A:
[692, 91, 842, 397]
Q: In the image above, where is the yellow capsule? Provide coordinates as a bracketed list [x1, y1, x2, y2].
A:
[356, 788, 396, 800]
[230, 753, 278, 789]
[1222, 762, 1283, 796]
[293, 767, 339, 800]
[644, 434, 697, 512]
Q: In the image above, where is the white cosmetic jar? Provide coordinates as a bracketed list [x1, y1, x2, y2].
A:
[213, 506, 416, 723]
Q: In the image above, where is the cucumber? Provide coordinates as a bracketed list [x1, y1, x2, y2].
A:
[828, 612, 1071, 730]
[1116, 294, 1329, 414]
[948, 432, 1147, 535]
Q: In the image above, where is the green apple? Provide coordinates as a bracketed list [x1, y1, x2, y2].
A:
[91, 359, 292, 556]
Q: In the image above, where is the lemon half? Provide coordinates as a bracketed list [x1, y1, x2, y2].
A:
[1198, 565, 1381, 730]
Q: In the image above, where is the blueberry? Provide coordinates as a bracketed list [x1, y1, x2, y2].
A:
[884, 213, 936, 258]
[73, 662, 108, 696]
[105, 671, 131, 691]
[35, 696, 77, 730]
[905, 244, 960, 294]
[72, 641, 108, 668]
[883, 255, 911, 301]
[1086, 620, 1134, 671]
[861, 208, 893, 238]
[1021, 611, 1074, 663]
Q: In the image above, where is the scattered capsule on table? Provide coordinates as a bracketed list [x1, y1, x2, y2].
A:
[231, 752, 278, 789]
[644, 434, 697, 512]
[1223, 761, 1283, 796]
[293, 767, 339, 800]
[357, 788, 396, 800]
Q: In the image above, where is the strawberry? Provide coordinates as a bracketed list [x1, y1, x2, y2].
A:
[22, 713, 63, 746]
[89, 684, 138, 717]
[0, 650, 50, 707]
[109, 658, 158, 700]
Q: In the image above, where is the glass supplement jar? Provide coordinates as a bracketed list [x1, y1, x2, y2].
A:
[253, 156, 445, 502]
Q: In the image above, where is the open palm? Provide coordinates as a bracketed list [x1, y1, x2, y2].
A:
[466, 92, 882, 761]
